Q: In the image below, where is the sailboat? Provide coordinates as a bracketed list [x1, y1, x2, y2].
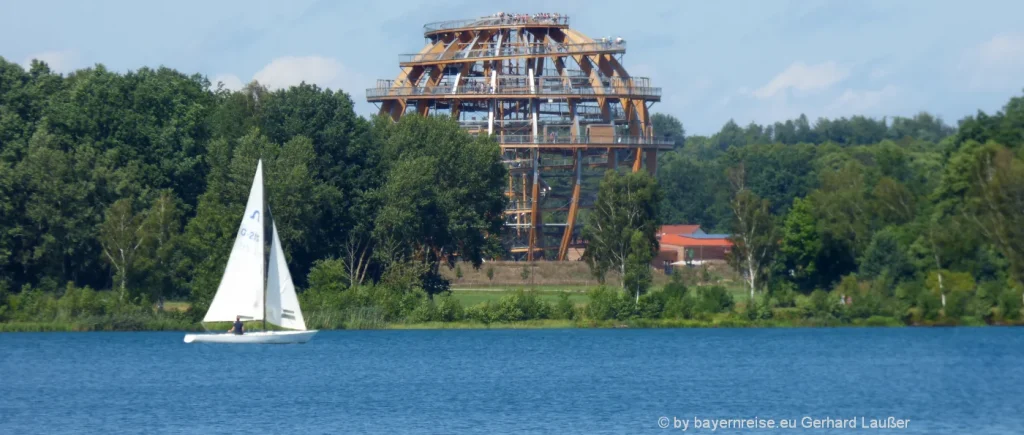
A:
[184, 160, 317, 344]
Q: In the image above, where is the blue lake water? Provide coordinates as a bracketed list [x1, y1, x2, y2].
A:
[1, 328, 1022, 434]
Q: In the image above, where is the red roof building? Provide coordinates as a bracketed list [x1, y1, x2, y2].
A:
[656, 225, 732, 265]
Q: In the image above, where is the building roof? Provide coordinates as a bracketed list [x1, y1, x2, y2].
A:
[660, 233, 733, 247]
[658, 224, 701, 236]
[688, 233, 731, 239]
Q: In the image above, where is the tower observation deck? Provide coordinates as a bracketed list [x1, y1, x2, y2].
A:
[367, 13, 670, 261]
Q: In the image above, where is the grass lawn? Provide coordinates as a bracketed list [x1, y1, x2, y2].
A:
[449, 288, 590, 307]
[162, 301, 190, 312]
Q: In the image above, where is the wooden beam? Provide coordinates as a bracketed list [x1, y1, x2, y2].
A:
[558, 149, 582, 260]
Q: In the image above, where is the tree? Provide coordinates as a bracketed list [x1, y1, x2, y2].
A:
[99, 199, 146, 300]
[777, 197, 822, 292]
[727, 164, 778, 300]
[859, 227, 912, 286]
[652, 113, 685, 148]
[137, 190, 186, 305]
[581, 170, 662, 290]
[371, 114, 506, 297]
[657, 151, 726, 230]
[624, 230, 654, 303]
[961, 144, 1024, 285]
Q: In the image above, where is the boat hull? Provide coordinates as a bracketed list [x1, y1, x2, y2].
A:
[183, 330, 317, 344]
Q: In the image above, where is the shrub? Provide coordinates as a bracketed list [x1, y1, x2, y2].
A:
[638, 291, 666, 319]
[409, 299, 439, 323]
[585, 286, 620, 321]
[437, 293, 465, 322]
[663, 271, 688, 299]
[664, 295, 696, 319]
[465, 303, 492, 324]
[943, 290, 969, 319]
[695, 286, 733, 314]
[552, 292, 576, 320]
[769, 282, 797, 308]
[800, 289, 838, 319]
[744, 294, 773, 321]
[998, 285, 1023, 321]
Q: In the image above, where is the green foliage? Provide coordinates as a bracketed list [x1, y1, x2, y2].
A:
[860, 227, 913, 284]
[582, 170, 661, 286]
[695, 286, 734, 314]
[585, 286, 622, 321]
[623, 230, 655, 301]
[800, 290, 840, 319]
[370, 114, 506, 296]
[307, 258, 349, 294]
[3, 57, 1024, 331]
[744, 293, 773, 321]
[552, 292, 576, 320]
[778, 197, 822, 291]
[652, 113, 685, 148]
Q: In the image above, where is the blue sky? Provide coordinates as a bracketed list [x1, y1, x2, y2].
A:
[2, 0, 1023, 135]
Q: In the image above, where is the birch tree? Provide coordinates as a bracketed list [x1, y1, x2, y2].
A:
[727, 164, 778, 300]
[581, 170, 661, 291]
[99, 199, 146, 300]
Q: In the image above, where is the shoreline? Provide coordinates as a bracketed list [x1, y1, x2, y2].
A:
[2, 316, 1019, 333]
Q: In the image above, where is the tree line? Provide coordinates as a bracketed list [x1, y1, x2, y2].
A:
[643, 94, 1024, 324]
[1, 55, 1022, 328]
[0, 58, 505, 324]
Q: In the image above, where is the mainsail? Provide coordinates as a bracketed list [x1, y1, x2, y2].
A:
[265, 221, 307, 330]
[203, 160, 266, 323]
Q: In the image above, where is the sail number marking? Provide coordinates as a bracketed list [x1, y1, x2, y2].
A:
[239, 228, 261, 243]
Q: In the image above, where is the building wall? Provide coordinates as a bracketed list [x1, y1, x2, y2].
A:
[660, 243, 730, 262]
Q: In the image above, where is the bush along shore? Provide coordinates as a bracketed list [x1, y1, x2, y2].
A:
[3, 273, 1021, 332]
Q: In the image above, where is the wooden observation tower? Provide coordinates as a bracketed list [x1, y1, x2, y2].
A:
[366, 13, 670, 261]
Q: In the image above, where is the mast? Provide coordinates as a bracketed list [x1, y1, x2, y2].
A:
[261, 160, 268, 332]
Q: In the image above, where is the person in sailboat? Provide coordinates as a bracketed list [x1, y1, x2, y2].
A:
[230, 315, 245, 335]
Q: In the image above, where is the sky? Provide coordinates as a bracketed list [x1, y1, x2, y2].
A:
[2, 0, 1023, 135]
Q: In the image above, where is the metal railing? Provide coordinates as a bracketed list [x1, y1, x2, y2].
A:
[375, 76, 651, 91]
[497, 135, 673, 146]
[399, 41, 625, 64]
[423, 15, 570, 33]
[366, 83, 660, 99]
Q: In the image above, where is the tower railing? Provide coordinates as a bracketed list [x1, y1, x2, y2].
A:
[398, 41, 625, 64]
[366, 81, 660, 99]
[497, 135, 672, 146]
[423, 14, 570, 33]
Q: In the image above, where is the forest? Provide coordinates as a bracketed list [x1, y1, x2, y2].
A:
[1, 56, 1022, 330]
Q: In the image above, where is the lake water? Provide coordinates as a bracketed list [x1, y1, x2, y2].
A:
[1, 328, 1022, 434]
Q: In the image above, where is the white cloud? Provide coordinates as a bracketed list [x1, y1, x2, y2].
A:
[752, 61, 849, 99]
[252, 55, 354, 91]
[211, 74, 244, 91]
[824, 85, 901, 116]
[965, 33, 1024, 90]
[977, 33, 1024, 66]
[213, 55, 373, 115]
[21, 50, 79, 73]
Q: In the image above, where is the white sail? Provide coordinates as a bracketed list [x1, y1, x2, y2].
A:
[204, 159, 266, 323]
[265, 221, 306, 330]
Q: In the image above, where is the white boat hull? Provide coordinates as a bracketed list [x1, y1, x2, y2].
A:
[184, 330, 317, 344]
